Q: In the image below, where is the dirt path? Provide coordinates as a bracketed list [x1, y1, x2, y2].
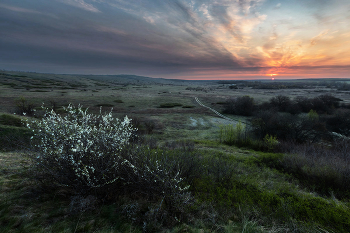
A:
[194, 97, 248, 125]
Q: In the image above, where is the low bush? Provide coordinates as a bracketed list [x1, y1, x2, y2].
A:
[130, 116, 161, 135]
[182, 105, 195, 108]
[159, 103, 183, 108]
[325, 108, 350, 136]
[263, 134, 279, 151]
[219, 122, 267, 151]
[276, 140, 350, 199]
[219, 121, 249, 146]
[14, 96, 35, 116]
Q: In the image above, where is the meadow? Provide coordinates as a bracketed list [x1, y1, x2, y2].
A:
[1, 70, 350, 232]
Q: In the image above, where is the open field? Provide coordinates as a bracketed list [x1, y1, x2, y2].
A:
[1, 71, 350, 232]
[2, 71, 350, 121]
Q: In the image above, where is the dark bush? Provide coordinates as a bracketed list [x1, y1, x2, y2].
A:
[130, 116, 161, 135]
[295, 96, 313, 113]
[223, 96, 255, 116]
[159, 103, 182, 108]
[325, 109, 350, 137]
[251, 111, 328, 143]
[285, 102, 302, 115]
[14, 96, 35, 116]
[269, 95, 291, 112]
[311, 94, 342, 114]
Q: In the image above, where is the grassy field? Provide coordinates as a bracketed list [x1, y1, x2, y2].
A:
[1, 71, 350, 232]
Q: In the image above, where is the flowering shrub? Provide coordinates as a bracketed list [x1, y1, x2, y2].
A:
[26, 104, 192, 205]
[25, 104, 194, 228]
[26, 104, 135, 191]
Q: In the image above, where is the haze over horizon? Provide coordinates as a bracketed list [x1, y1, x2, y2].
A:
[1, 0, 350, 80]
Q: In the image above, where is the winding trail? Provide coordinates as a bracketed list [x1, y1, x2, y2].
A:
[194, 97, 238, 122]
[194, 97, 252, 126]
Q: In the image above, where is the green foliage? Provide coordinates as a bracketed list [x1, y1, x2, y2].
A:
[263, 134, 278, 151]
[219, 121, 247, 145]
[245, 152, 284, 169]
[159, 103, 183, 108]
[219, 122, 268, 151]
[307, 109, 319, 121]
[114, 99, 124, 103]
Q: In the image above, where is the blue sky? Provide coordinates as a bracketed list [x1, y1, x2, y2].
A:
[1, 0, 350, 79]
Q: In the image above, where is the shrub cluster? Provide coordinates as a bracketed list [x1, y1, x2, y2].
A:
[223, 94, 347, 143]
[219, 122, 280, 152]
[25, 104, 195, 229]
[223, 96, 255, 116]
[251, 110, 328, 143]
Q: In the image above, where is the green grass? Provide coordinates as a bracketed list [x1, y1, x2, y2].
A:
[1, 129, 349, 231]
[0, 125, 32, 151]
[0, 114, 23, 127]
[190, 144, 350, 232]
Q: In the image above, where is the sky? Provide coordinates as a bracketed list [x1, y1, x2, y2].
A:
[1, 0, 350, 80]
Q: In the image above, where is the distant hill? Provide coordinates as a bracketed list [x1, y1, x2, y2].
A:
[0, 71, 214, 86]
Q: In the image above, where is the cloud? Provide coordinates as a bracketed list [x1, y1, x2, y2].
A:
[0, 3, 57, 18]
[0, 4, 42, 14]
[1, 0, 349, 78]
[58, 0, 100, 12]
[310, 30, 329, 46]
[274, 3, 281, 9]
